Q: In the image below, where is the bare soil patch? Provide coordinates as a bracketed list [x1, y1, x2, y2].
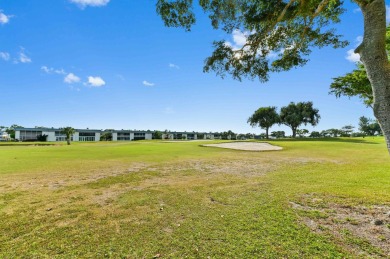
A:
[160, 159, 278, 176]
[0, 162, 150, 192]
[290, 194, 390, 258]
[202, 142, 282, 151]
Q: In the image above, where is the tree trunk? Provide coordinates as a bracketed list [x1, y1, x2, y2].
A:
[266, 127, 269, 139]
[67, 137, 70, 145]
[292, 127, 297, 138]
[357, 0, 390, 154]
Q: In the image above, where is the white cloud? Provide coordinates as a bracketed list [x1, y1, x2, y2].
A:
[225, 30, 249, 50]
[345, 36, 363, 63]
[353, 8, 361, 13]
[142, 80, 155, 86]
[232, 30, 248, 47]
[0, 52, 10, 61]
[55, 69, 66, 75]
[169, 63, 180, 69]
[224, 30, 249, 60]
[19, 48, 31, 63]
[346, 49, 361, 63]
[19, 53, 31, 63]
[225, 29, 283, 59]
[64, 73, 81, 84]
[70, 0, 110, 8]
[387, 5, 390, 23]
[41, 66, 66, 75]
[0, 11, 11, 24]
[87, 76, 105, 87]
[41, 66, 52, 73]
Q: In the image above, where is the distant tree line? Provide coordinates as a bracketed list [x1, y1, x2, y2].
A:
[314, 117, 382, 138]
[248, 102, 382, 139]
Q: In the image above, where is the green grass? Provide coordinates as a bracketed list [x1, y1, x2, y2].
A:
[0, 138, 389, 258]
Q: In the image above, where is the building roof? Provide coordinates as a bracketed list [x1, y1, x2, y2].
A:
[104, 129, 152, 133]
[14, 128, 221, 135]
[76, 129, 102, 132]
[14, 127, 102, 132]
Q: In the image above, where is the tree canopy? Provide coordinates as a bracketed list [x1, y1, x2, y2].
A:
[157, 0, 347, 82]
[279, 101, 320, 138]
[247, 106, 279, 139]
[329, 64, 373, 107]
[329, 25, 390, 108]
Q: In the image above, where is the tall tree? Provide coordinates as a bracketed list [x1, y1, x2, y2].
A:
[61, 127, 75, 145]
[247, 106, 280, 139]
[157, 0, 390, 153]
[280, 102, 320, 138]
[329, 26, 390, 108]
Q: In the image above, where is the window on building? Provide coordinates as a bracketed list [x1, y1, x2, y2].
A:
[117, 132, 131, 141]
[19, 130, 43, 141]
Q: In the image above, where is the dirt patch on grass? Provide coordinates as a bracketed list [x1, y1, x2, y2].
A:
[2, 153, 329, 196]
[0, 162, 151, 192]
[202, 142, 282, 151]
[290, 195, 390, 258]
[156, 158, 281, 177]
[90, 159, 277, 210]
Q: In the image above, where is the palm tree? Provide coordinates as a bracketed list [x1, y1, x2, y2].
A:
[61, 127, 75, 145]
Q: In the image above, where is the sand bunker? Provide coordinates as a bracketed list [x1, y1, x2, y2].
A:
[202, 142, 282, 151]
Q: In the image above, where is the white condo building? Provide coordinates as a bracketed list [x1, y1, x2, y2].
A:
[0, 130, 10, 141]
[14, 128, 152, 142]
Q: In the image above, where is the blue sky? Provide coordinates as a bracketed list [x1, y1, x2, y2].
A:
[0, 0, 388, 135]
